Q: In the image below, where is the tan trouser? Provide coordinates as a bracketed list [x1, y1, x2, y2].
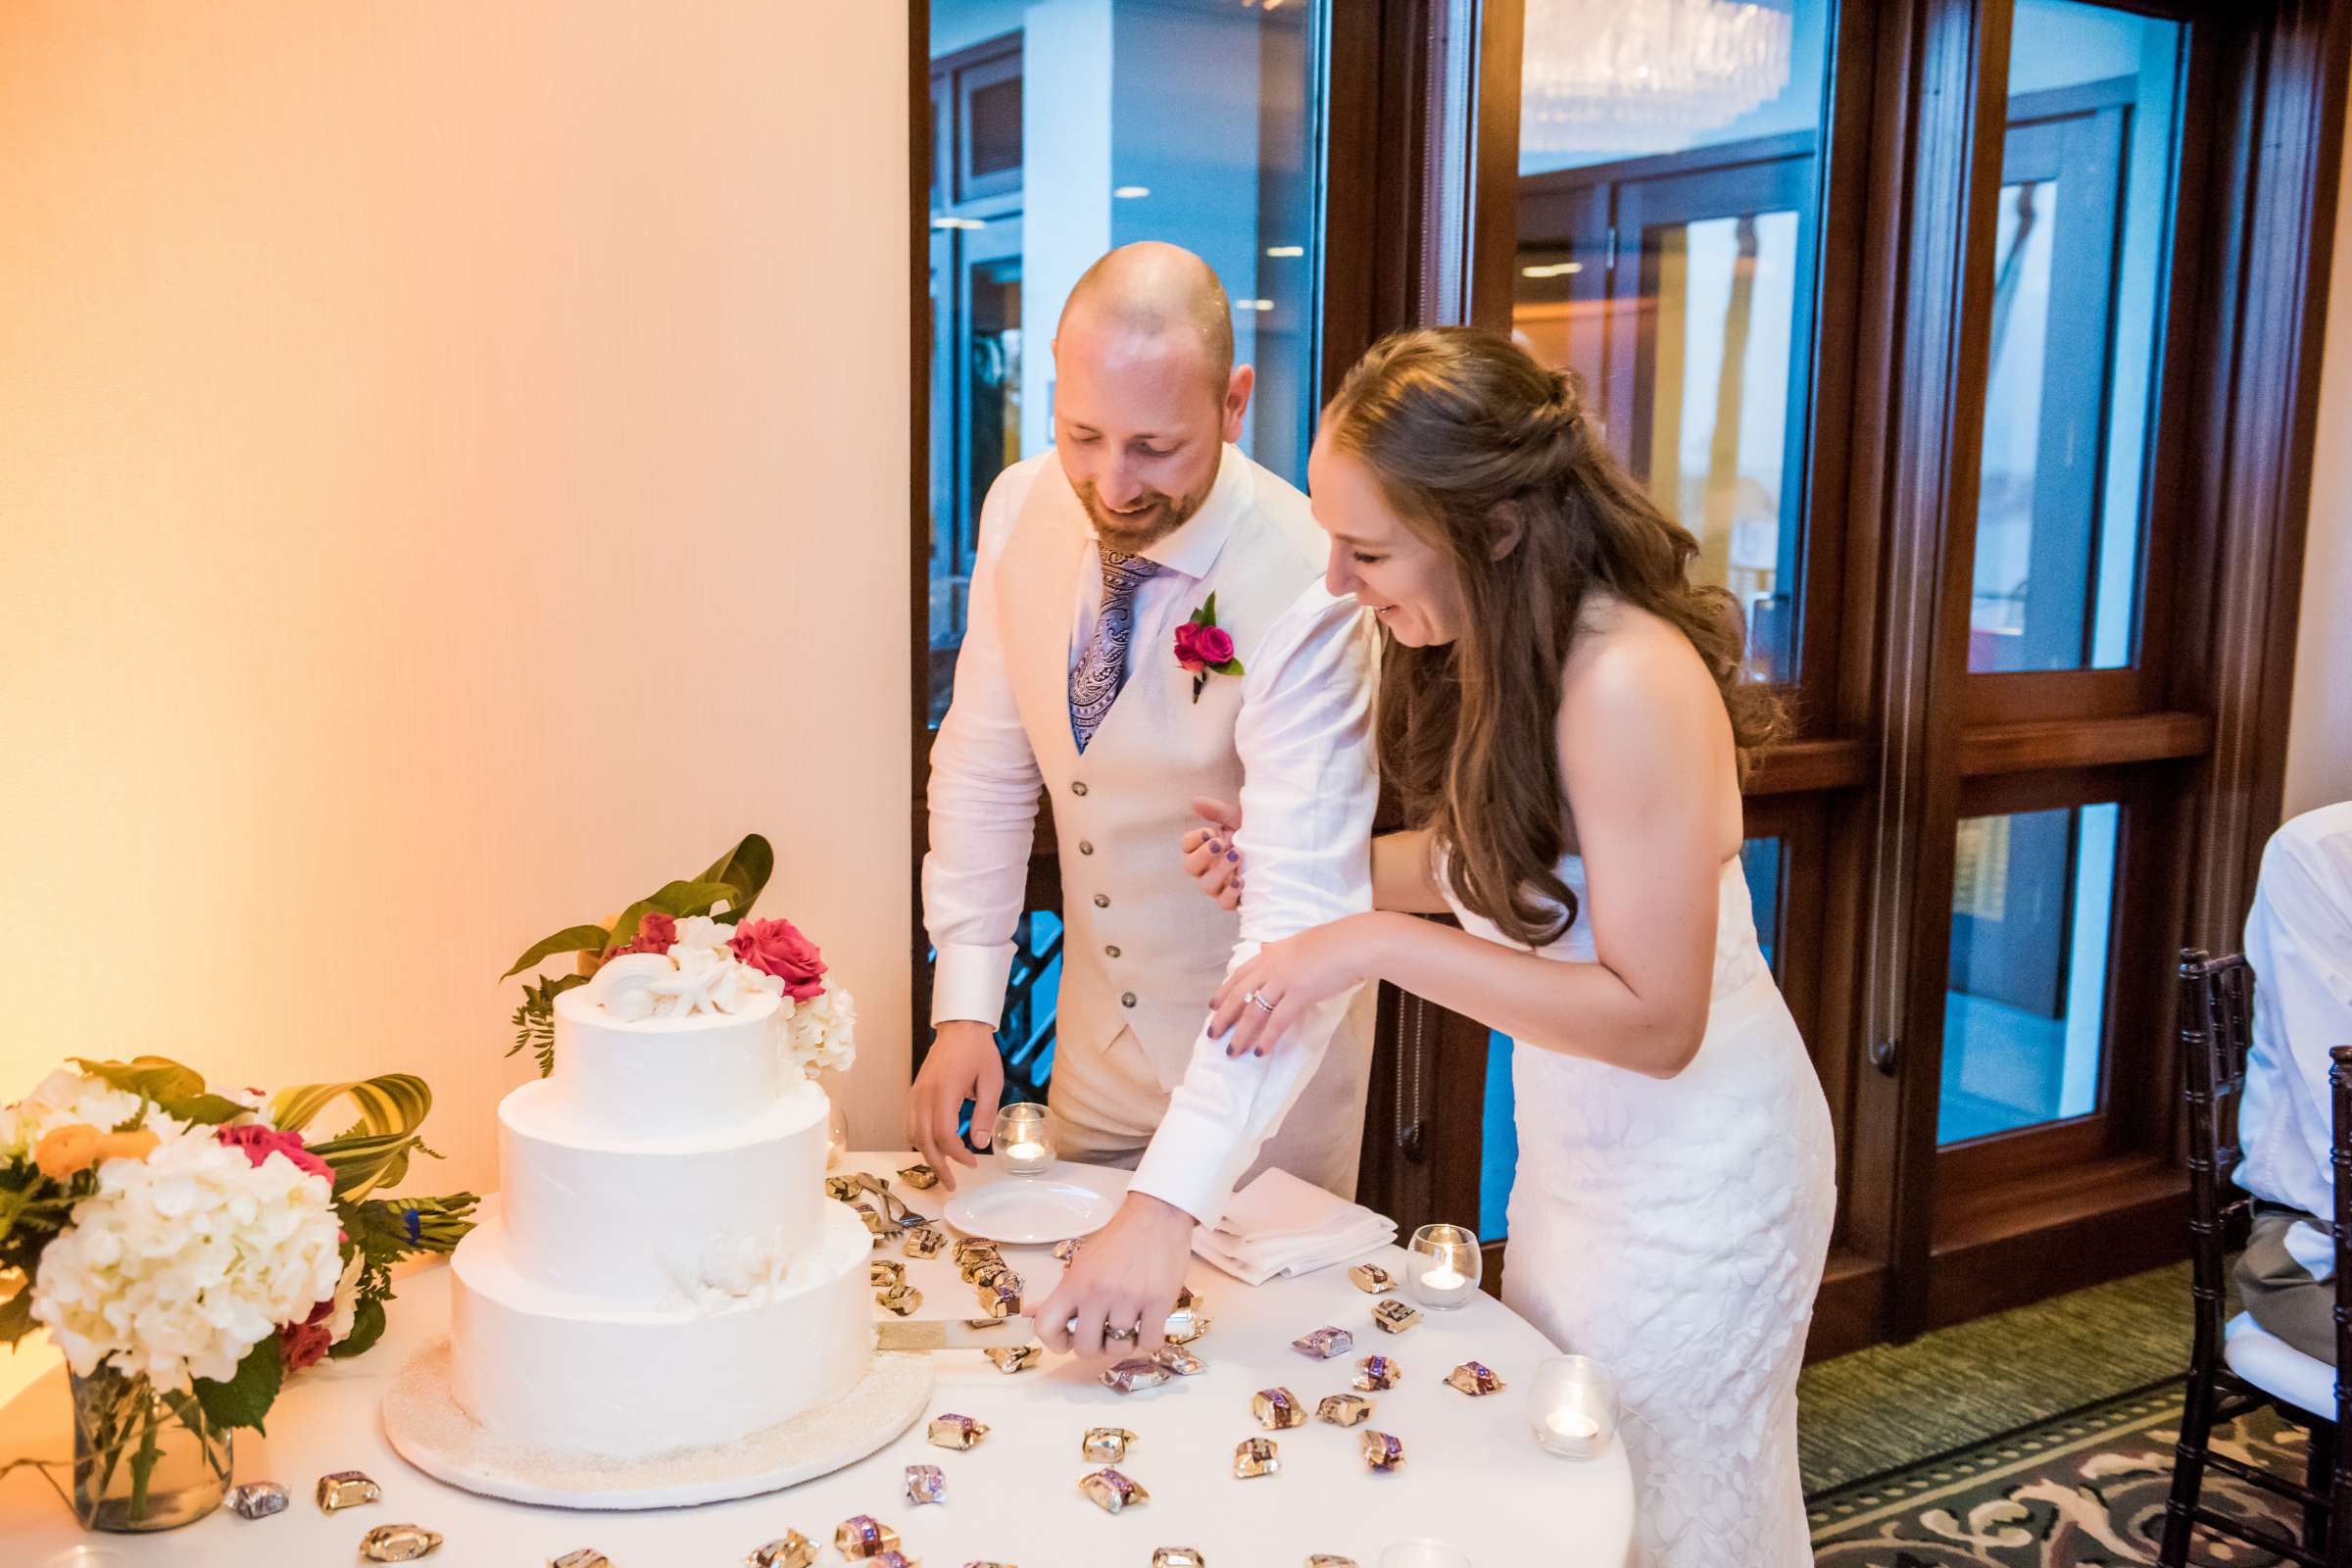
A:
[2238, 1204, 2339, 1363]
[1045, 998, 1374, 1204]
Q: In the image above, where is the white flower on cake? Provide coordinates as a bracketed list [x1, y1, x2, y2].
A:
[584, 947, 783, 1022]
[30, 1128, 344, 1389]
[0, 1068, 172, 1161]
[785, 985, 858, 1078]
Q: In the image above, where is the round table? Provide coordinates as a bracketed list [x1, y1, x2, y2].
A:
[0, 1152, 1634, 1566]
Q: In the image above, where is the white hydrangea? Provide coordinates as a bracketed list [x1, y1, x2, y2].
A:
[785, 985, 858, 1078]
[30, 1130, 343, 1389]
[0, 1069, 168, 1162]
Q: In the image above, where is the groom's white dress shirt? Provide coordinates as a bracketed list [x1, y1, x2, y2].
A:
[925, 442, 1379, 1225]
[2237, 801, 2352, 1268]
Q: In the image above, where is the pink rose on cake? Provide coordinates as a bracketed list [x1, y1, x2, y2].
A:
[604, 910, 677, 960]
[730, 917, 828, 1002]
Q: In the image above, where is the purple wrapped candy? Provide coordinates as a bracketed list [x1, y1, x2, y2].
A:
[1250, 1388, 1307, 1430]
[834, 1514, 902, 1558]
[1080, 1467, 1151, 1514]
[1446, 1360, 1507, 1396]
[1291, 1326, 1353, 1360]
[974, 1281, 1022, 1319]
[225, 1481, 288, 1519]
[905, 1463, 947, 1506]
[1359, 1430, 1405, 1472]
[1102, 1356, 1172, 1395]
[869, 1556, 917, 1568]
[1352, 1354, 1400, 1392]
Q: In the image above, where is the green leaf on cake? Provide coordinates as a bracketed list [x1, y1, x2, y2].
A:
[193, 1336, 283, 1434]
[0, 1278, 35, 1348]
[69, 1056, 245, 1127]
[608, 879, 747, 949]
[501, 923, 617, 980]
[695, 833, 774, 922]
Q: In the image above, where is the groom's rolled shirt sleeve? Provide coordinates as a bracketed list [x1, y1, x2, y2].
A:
[1128, 583, 1379, 1226]
[923, 459, 1048, 1028]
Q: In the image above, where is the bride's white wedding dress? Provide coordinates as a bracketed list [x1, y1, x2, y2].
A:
[1444, 853, 1836, 1567]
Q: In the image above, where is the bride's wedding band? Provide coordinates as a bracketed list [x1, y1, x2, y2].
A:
[1247, 991, 1276, 1015]
[1103, 1322, 1140, 1344]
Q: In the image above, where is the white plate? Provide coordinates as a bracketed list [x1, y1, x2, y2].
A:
[943, 1163, 1129, 1245]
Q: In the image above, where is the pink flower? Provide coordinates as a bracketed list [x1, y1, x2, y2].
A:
[277, 1316, 332, 1373]
[1194, 625, 1236, 665]
[216, 1125, 333, 1182]
[1173, 621, 1208, 673]
[730, 917, 828, 1002]
[606, 910, 677, 959]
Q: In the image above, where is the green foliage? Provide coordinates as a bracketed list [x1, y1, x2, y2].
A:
[270, 1073, 441, 1202]
[330, 1295, 386, 1360]
[694, 833, 773, 924]
[192, 1336, 282, 1435]
[509, 972, 585, 1077]
[0, 1278, 35, 1349]
[607, 880, 745, 951]
[68, 1057, 244, 1127]
[500, 923, 615, 982]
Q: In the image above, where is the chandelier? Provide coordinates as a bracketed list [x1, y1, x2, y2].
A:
[1521, 0, 1794, 157]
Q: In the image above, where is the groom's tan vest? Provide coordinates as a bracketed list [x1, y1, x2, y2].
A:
[996, 447, 1326, 1089]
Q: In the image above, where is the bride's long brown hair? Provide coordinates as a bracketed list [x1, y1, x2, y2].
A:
[1323, 327, 1782, 948]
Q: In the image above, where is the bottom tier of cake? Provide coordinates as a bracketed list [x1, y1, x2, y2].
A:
[448, 1198, 873, 1460]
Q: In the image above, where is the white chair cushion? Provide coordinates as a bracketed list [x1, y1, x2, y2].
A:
[2225, 1309, 2338, 1419]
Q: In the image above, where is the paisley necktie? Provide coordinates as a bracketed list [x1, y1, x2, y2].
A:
[1069, 549, 1159, 753]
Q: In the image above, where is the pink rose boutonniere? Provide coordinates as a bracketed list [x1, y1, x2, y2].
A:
[1173, 593, 1245, 703]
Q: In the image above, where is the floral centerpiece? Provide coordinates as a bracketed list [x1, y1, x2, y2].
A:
[0, 1058, 474, 1531]
[501, 832, 856, 1080]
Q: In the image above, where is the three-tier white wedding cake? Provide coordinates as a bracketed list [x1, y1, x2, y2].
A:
[446, 928, 872, 1460]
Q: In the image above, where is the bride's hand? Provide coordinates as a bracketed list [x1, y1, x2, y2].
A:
[1179, 797, 1244, 910]
[1209, 915, 1380, 1057]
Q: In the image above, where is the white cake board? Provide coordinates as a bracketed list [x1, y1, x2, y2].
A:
[381, 1337, 934, 1510]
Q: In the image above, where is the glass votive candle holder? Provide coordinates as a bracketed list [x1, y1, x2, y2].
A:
[993, 1102, 1054, 1177]
[1378, 1542, 1472, 1568]
[1530, 1353, 1617, 1459]
[1405, 1223, 1482, 1309]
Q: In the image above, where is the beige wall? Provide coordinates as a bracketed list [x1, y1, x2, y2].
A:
[2287, 109, 2352, 819]
[0, 2, 910, 1403]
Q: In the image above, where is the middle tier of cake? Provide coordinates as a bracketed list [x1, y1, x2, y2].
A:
[495, 1070, 831, 1307]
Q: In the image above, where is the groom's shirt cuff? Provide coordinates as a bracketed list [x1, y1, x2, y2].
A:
[930, 943, 1015, 1030]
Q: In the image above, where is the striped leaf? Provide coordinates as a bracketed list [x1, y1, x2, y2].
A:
[269, 1074, 435, 1200]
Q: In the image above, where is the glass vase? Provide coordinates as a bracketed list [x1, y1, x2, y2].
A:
[69, 1367, 232, 1532]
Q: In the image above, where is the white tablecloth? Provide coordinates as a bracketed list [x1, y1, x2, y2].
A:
[0, 1152, 1634, 1567]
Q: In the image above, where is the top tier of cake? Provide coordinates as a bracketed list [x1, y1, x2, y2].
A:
[544, 984, 787, 1139]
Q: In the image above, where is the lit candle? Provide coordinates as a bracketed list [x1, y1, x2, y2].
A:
[1004, 1140, 1046, 1162]
[1544, 1410, 1599, 1441]
[1421, 1265, 1467, 1292]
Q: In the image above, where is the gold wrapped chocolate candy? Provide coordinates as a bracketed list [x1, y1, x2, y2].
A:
[1102, 1356, 1171, 1395]
[835, 1514, 901, 1558]
[871, 1259, 906, 1289]
[1052, 1237, 1084, 1264]
[358, 1524, 442, 1561]
[984, 1344, 1042, 1374]
[747, 1534, 819, 1568]
[1291, 1326, 1352, 1359]
[1152, 1343, 1206, 1377]
[905, 1463, 946, 1506]
[877, 1283, 923, 1316]
[957, 1251, 1006, 1285]
[1316, 1393, 1374, 1427]
[927, 1412, 989, 1449]
[1359, 1430, 1404, 1471]
[969, 1259, 1020, 1292]
[1445, 1359, 1506, 1396]
[902, 1226, 946, 1259]
[952, 1237, 1000, 1265]
[1163, 1286, 1211, 1346]
[552, 1552, 611, 1568]
[1152, 1552, 1206, 1568]
[316, 1470, 382, 1512]
[855, 1202, 902, 1240]
[826, 1175, 856, 1201]
[898, 1162, 940, 1190]
[1352, 1353, 1400, 1391]
[1348, 1262, 1396, 1295]
[974, 1282, 1021, 1319]
[1250, 1388, 1306, 1430]
[1083, 1425, 1137, 1462]
[1079, 1466, 1149, 1514]
[225, 1481, 287, 1519]
[1233, 1436, 1281, 1479]
[1369, 1298, 1421, 1335]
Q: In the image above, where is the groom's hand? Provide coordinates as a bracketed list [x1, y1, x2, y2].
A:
[906, 1019, 1004, 1194]
[1036, 1191, 1197, 1361]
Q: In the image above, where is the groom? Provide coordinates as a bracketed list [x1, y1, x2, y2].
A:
[913, 242, 1379, 1356]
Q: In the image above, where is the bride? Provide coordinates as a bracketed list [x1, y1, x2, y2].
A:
[1187, 328, 1835, 1566]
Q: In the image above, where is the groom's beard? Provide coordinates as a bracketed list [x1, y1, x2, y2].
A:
[1075, 474, 1213, 554]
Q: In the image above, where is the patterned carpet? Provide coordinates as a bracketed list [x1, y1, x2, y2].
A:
[1808, 1380, 2308, 1565]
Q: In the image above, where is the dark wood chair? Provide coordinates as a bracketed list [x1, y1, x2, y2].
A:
[2160, 948, 2352, 1565]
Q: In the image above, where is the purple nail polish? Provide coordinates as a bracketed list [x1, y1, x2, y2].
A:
[1207, 839, 1222, 854]
[1226, 851, 1240, 862]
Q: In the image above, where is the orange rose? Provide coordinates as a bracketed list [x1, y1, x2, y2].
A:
[94, 1128, 159, 1165]
[33, 1123, 102, 1180]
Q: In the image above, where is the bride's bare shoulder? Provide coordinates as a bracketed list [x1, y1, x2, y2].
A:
[1561, 592, 1715, 701]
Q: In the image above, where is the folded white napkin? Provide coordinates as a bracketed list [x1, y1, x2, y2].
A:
[1191, 1167, 1397, 1286]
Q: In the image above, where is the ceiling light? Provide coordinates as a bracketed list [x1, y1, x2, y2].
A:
[1265, 245, 1304, 258]
[1113, 185, 1152, 199]
[1521, 262, 1584, 277]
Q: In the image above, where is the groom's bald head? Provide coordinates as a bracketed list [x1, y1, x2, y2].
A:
[1057, 242, 1235, 395]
